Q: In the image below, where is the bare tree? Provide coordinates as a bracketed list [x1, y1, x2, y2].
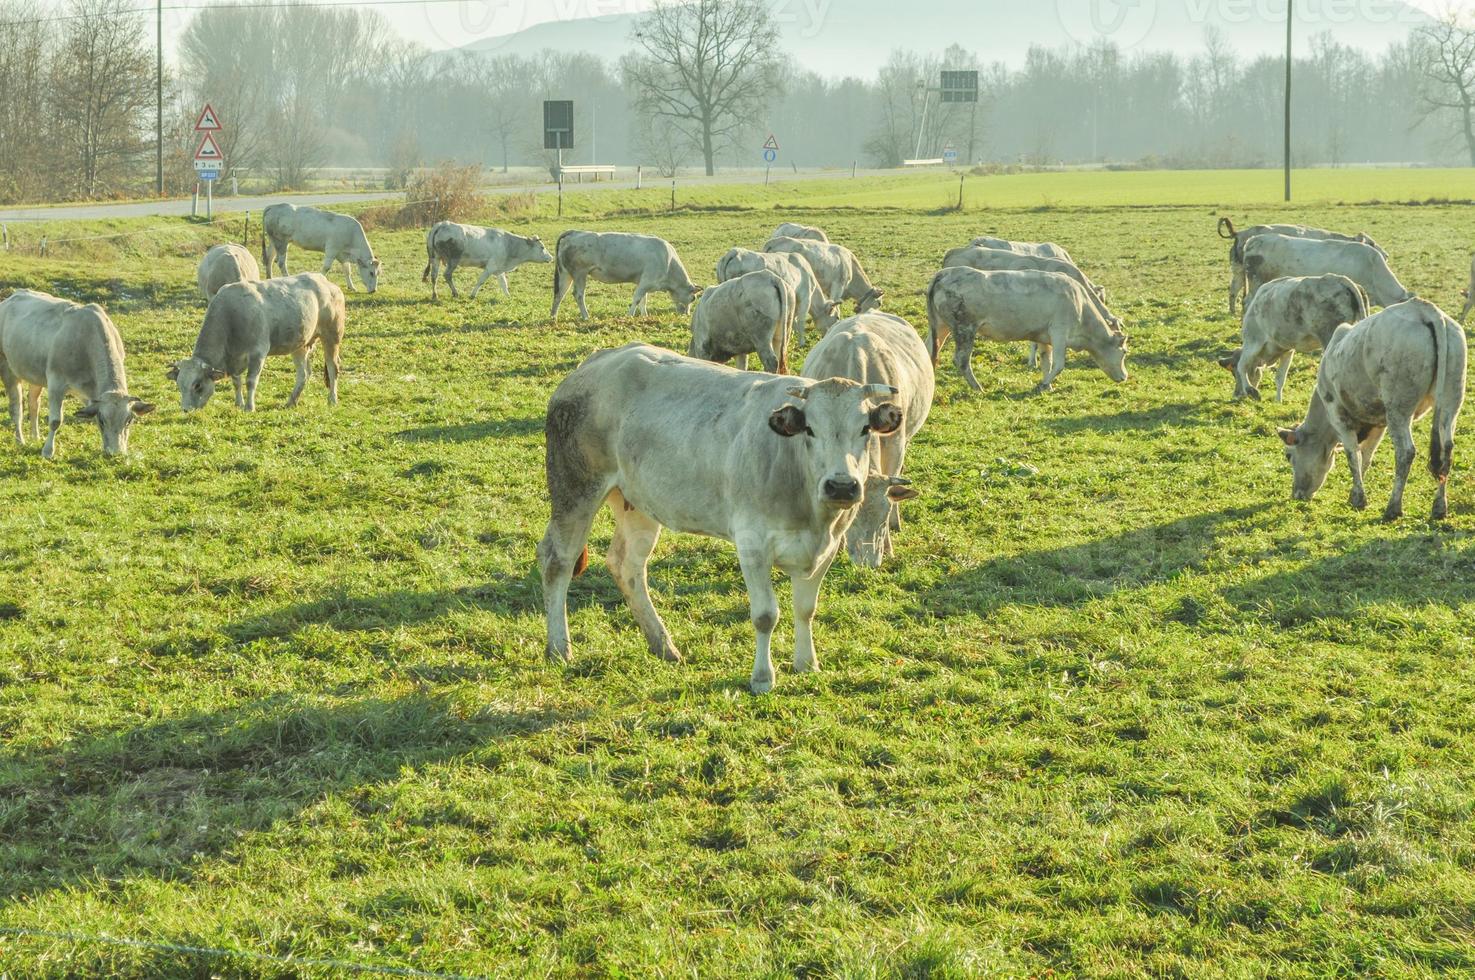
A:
[623, 0, 782, 176]
[180, 6, 276, 179]
[1417, 12, 1475, 166]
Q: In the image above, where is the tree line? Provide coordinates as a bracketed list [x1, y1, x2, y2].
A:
[2, 0, 1474, 205]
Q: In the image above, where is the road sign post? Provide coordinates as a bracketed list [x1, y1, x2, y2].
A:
[192, 106, 224, 218]
[762, 134, 778, 185]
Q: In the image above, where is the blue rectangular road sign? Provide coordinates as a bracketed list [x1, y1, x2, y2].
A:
[198, 170, 220, 181]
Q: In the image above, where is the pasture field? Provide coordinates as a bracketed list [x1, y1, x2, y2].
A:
[1, 171, 1474, 977]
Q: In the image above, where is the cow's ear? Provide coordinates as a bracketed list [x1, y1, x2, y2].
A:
[886, 478, 919, 502]
[209, 369, 228, 382]
[1217, 354, 1238, 371]
[165, 365, 179, 381]
[769, 405, 808, 438]
[1278, 427, 1300, 447]
[131, 400, 156, 417]
[1112, 333, 1127, 349]
[868, 403, 903, 436]
[75, 403, 99, 419]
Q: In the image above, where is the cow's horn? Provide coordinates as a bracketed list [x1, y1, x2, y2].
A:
[861, 384, 899, 399]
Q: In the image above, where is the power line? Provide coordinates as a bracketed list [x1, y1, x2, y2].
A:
[0, 0, 478, 29]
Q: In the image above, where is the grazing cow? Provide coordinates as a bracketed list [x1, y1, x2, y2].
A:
[688, 269, 796, 374]
[421, 221, 553, 301]
[198, 243, 260, 301]
[1459, 254, 1475, 322]
[715, 247, 841, 344]
[538, 342, 907, 693]
[0, 290, 154, 458]
[1218, 219, 1385, 315]
[969, 236, 1074, 265]
[772, 222, 828, 242]
[944, 245, 1109, 304]
[551, 231, 700, 320]
[801, 312, 932, 567]
[926, 267, 1129, 393]
[1218, 274, 1370, 402]
[169, 272, 346, 412]
[1278, 298, 1466, 522]
[764, 236, 884, 313]
[261, 203, 381, 293]
[1243, 234, 1411, 311]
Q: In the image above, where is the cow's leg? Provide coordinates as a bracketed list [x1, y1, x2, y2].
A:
[1382, 413, 1418, 522]
[323, 338, 341, 406]
[1462, 290, 1475, 323]
[606, 492, 681, 663]
[41, 383, 64, 460]
[499, 273, 511, 298]
[537, 488, 606, 664]
[1359, 425, 1386, 473]
[243, 354, 266, 412]
[790, 557, 834, 676]
[1234, 345, 1260, 400]
[953, 332, 982, 392]
[446, 260, 462, 299]
[1026, 343, 1039, 369]
[628, 284, 650, 318]
[574, 276, 591, 321]
[286, 350, 309, 407]
[3, 370, 21, 444]
[470, 265, 500, 301]
[25, 385, 39, 441]
[737, 543, 779, 694]
[1037, 334, 1068, 393]
[1229, 264, 1244, 316]
[1273, 352, 1295, 403]
[1328, 415, 1369, 512]
[230, 374, 245, 409]
[339, 258, 358, 293]
[551, 270, 572, 319]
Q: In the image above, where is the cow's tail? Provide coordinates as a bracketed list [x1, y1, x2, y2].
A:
[552, 230, 575, 305]
[715, 251, 731, 284]
[260, 216, 270, 273]
[775, 277, 794, 375]
[1350, 280, 1371, 323]
[1429, 312, 1466, 484]
[925, 271, 946, 366]
[1217, 217, 1236, 240]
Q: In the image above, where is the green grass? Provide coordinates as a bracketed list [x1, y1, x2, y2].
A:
[2, 171, 1475, 977]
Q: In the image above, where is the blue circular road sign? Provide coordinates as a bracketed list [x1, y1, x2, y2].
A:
[763, 148, 777, 164]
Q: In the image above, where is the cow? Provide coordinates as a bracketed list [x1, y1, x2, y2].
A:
[1277, 298, 1465, 522]
[197, 243, 260, 301]
[764, 236, 884, 313]
[0, 290, 154, 459]
[1242, 234, 1411, 312]
[943, 245, 1109, 304]
[926, 267, 1129, 394]
[1459, 253, 1475, 322]
[688, 269, 796, 375]
[969, 236, 1074, 265]
[1218, 218, 1385, 315]
[1217, 274, 1370, 402]
[551, 231, 700, 320]
[169, 272, 346, 413]
[537, 342, 907, 694]
[801, 312, 932, 567]
[421, 221, 553, 301]
[261, 203, 381, 293]
[715, 247, 841, 344]
[773, 222, 829, 242]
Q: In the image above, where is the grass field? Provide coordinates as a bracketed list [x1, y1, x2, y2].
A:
[1, 170, 1474, 977]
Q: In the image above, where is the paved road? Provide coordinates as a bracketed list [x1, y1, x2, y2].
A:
[0, 168, 888, 223]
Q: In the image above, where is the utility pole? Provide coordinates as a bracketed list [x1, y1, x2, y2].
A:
[155, 0, 163, 196]
[1284, 0, 1293, 202]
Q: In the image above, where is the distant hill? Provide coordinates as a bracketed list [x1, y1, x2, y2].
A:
[456, 0, 1432, 77]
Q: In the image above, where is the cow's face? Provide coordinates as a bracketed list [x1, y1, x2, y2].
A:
[858, 289, 885, 313]
[527, 237, 553, 263]
[76, 392, 154, 456]
[673, 283, 701, 314]
[848, 474, 919, 567]
[1091, 332, 1129, 383]
[816, 300, 843, 335]
[359, 258, 381, 293]
[768, 380, 903, 512]
[169, 357, 227, 412]
[1278, 424, 1337, 501]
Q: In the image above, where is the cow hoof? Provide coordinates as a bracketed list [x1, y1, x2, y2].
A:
[1381, 505, 1402, 523]
[1350, 491, 1367, 511]
[750, 674, 774, 695]
[653, 642, 683, 664]
[793, 660, 819, 675]
[1433, 501, 1449, 521]
[1032, 384, 1052, 396]
[1247, 389, 1262, 402]
[546, 644, 571, 664]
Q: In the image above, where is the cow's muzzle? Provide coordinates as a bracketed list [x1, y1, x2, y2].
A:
[822, 477, 862, 506]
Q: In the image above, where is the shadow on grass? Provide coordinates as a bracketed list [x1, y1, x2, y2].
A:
[394, 416, 544, 443]
[1222, 530, 1475, 623]
[919, 504, 1270, 617]
[1041, 401, 1212, 435]
[0, 691, 580, 901]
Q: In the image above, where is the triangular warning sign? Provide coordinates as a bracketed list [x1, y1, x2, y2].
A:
[763, 134, 779, 150]
[194, 133, 224, 161]
[194, 104, 222, 131]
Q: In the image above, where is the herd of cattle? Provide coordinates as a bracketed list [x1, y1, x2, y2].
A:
[0, 201, 1466, 691]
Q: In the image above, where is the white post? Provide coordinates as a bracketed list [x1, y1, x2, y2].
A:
[636, 165, 642, 190]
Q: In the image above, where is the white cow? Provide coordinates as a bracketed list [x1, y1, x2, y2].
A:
[764, 236, 883, 313]
[715, 247, 841, 344]
[198, 243, 260, 301]
[772, 222, 829, 242]
[801, 312, 932, 567]
[969, 236, 1074, 265]
[1219, 219, 1385, 315]
[538, 342, 907, 694]
[0, 290, 154, 458]
[688, 269, 796, 375]
[1458, 253, 1475, 322]
[944, 246, 1108, 304]
[1243, 234, 1411, 311]
[421, 221, 553, 301]
[927, 267, 1129, 393]
[262, 203, 380, 293]
[551, 231, 700, 320]
[1218, 274, 1369, 402]
[170, 272, 346, 412]
[1278, 298, 1465, 522]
